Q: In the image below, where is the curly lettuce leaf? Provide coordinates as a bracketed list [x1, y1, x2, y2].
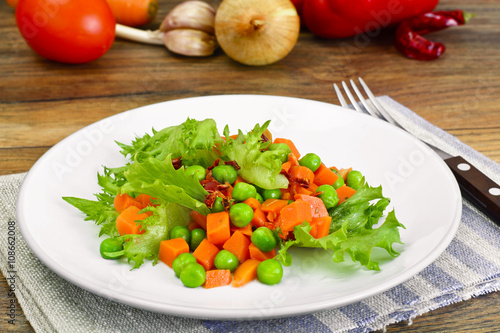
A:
[219, 121, 289, 190]
[329, 184, 391, 232]
[275, 183, 405, 271]
[120, 154, 210, 215]
[117, 203, 192, 269]
[116, 118, 222, 168]
[330, 210, 404, 270]
[62, 195, 119, 237]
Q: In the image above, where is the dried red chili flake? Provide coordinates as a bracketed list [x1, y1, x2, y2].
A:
[224, 160, 240, 170]
[395, 10, 472, 61]
[291, 176, 310, 188]
[207, 159, 220, 171]
[204, 190, 231, 210]
[171, 157, 183, 169]
[204, 191, 219, 208]
[281, 169, 310, 189]
[202, 180, 219, 192]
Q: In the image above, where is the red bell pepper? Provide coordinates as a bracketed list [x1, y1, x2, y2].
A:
[296, 0, 440, 38]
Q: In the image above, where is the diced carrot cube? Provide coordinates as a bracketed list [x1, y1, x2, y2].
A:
[249, 243, 276, 261]
[113, 193, 141, 213]
[204, 269, 232, 289]
[243, 197, 261, 210]
[193, 239, 220, 271]
[314, 163, 339, 186]
[223, 230, 250, 263]
[278, 200, 313, 232]
[293, 194, 329, 218]
[116, 206, 148, 236]
[136, 194, 159, 208]
[312, 216, 332, 239]
[230, 223, 253, 237]
[190, 210, 207, 230]
[273, 138, 301, 159]
[158, 238, 190, 268]
[336, 185, 357, 204]
[232, 259, 261, 288]
[206, 211, 231, 246]
[251, 208, 267, 228]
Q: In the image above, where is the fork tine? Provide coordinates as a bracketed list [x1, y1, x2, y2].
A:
[341, 81, 364, 113]
[349, 79, 383, 118]
[333, 83, 349, 108]
[358, 77, 400, 127]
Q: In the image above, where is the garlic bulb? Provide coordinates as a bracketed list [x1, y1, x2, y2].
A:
[163, 29, 218, 57]
[215, 0, 300, 66]
[160, 0, 216, 35]
[159, 0, 218, 56]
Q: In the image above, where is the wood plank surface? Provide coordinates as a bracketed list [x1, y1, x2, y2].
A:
[0, 0, 499, 332]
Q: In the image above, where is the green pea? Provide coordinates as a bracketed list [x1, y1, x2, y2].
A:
[232, 182, 257, 201]
[185, 165, 206, 182]
[261, 188, 282, 200]
[332, 172, 345, 189]
[172, 253, 197, 277]
[268, 143, 292, 163]
[170, 225, 191, 245]
[214, 250, 239, 272]
[229, 203, 254, 228]
[255, 193, 264, 204]
[257, 259, 283, 285]
[346, 170, 364, 190]
[251, 227, 277, 252]
[211, 197, 225, 213]
[190, 228, 206, 251]
[99, 238, 123, 259]
[180, 262, 206, 288]
[315, 184, 339, 209]
[299, 153, 321, 172]
[211, 165, 238, 184]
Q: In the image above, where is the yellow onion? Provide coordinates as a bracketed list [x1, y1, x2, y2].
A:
[214, 0, 300, 66]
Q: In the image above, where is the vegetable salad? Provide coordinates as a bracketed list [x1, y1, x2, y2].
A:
[63, 118, 404, 289]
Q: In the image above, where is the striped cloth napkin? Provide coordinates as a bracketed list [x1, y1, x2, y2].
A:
[0, 96, 499, 333]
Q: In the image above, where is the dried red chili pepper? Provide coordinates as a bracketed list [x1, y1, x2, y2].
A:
[395, 10, 472, 61]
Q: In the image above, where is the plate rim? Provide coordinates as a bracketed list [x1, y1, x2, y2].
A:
[16, 94, 462, 320]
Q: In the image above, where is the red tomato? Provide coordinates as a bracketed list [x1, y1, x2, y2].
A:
[15, 0, 116, 64]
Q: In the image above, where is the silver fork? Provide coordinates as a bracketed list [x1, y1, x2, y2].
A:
[333, 78, 500, 224]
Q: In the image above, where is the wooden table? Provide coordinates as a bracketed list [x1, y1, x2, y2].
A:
[1, 0, 499, 331]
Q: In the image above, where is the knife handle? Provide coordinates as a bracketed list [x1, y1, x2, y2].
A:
[444, 156, 500, 225]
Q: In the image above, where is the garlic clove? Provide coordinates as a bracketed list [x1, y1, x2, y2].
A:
[160, 0, 216, 35]
[163, 29, 218, 57]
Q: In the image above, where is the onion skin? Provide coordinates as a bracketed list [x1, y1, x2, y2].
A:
[215, 0, 300, 66]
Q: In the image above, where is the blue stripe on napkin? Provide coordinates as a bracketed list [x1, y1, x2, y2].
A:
[203, 314, 332, 333]
[461, 205, 500, 248]
[420, 263, 463, 292]
[432, 293, 462, 308]
[384, 284, 420, 306]
[339, 302, 378, 328]
[447, 238, 499, 278]
[386, 309, 415, 324]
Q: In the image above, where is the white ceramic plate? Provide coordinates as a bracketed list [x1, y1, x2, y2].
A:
[17, 95, 462, 320]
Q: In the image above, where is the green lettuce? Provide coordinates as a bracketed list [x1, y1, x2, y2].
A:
[329, 184, 391, 232]
[115, 203, 192, 269]
[62, 195, 119, 237]
[120, 154, 210, 215]
[219, 121, 289, 190]
[275, 184, 405, 271]
[116, 118, 222, 168]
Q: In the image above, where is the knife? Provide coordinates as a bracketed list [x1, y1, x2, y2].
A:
[429, 143, 500, 225]
[334, 79, 500, 225]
